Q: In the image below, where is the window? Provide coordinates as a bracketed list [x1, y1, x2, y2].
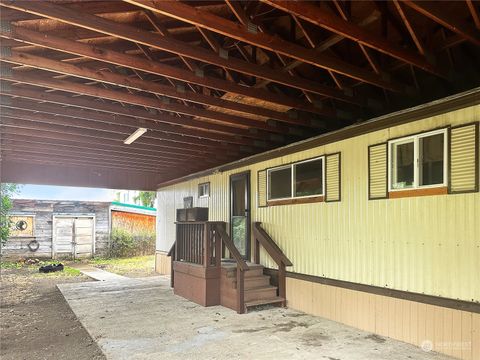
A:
[268, 157, 324, 201]
[294, 158, 324, 197]
[268, 166, 292, 200]
[389, 129, 447, 191]
[198, 182, 210, 198]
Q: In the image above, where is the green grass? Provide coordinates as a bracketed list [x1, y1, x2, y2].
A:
[86, 255, 154, 276]
[0, 259, 82, 277]
[0, 260, 23, 270]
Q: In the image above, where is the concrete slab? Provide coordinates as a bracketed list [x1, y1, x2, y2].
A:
[70, 264, 128, 281]
[57, 277, 453, 360]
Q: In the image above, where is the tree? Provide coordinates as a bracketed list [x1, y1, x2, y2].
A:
[1, 183, 21, 246]
[134, 191, 156, 208]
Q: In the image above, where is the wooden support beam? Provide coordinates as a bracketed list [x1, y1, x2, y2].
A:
[0, 82, 275, 144]
[0, 2, 363, 105]
[0, 140, 178, 170]
[260, 0, 443, 77]
[466, 0, 480, 30]
[0, 134, 189, 165]
[124, 0, 402, 91]
[0, 71, 293, 135]
[0, 119, 234, 168]
[0, 157, 172, 190]
[403, 1, 480, 46]
[0, 97, 257, 151]
[0, 126, 212, 165]
[0, 115, 225, 162]
[1, 145, 172, 172]
[393, 0, 425, 56]
[0, 28, 336, 125]
[143, 9, 199, 72]
[256, 10, 381, 90]
[0, 73, 293, 141]
[2, 151, 170, 173]
[1, 25, 341, 120]
[1, 107, 242, 157]
[0, 121, 231, 174]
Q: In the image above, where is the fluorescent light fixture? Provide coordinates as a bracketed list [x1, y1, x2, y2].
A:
[123, 127, 147, 144]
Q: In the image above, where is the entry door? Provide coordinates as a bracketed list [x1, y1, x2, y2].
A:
[230, 171, 251, 260]
[53, 217, 94, 259]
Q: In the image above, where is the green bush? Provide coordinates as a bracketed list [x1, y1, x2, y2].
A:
[109, 228, 155, 258]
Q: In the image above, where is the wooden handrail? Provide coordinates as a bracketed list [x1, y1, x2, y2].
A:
[167, 241, 175, 288]
[214, 223, 249, 271]
[253, 222, 292, 301]
[167, 241, 175, 257]
[214, 223, 249, 313]
[253, 222, 292, 266]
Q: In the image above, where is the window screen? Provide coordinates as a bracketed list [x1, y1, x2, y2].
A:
[294, 158, 323, 197]
[419, 133, 444, 186]
[268, 167, 292, 200]
[391, 140, 414, 189]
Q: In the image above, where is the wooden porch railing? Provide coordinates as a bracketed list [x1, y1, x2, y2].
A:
[173, 221, 223, 267]
[214, 223, 249, 313]
[168, 221, 249, 313]
[253, 222, 293, 300]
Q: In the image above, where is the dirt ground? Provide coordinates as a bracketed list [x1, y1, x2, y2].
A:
[0, 256, 155, 359]
[0, 264, 105, 360]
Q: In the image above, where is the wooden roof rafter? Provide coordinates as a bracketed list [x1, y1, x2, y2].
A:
[123, 0, 404, 92]
[0, 25, 344, 119]
[0, 0, 383, 103]
[0, 83, 278, 144]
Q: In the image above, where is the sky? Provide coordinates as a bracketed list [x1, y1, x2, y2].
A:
[13, 184, 117, 202]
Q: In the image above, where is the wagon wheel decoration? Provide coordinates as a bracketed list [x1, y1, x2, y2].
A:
[15, 220, 28, 231]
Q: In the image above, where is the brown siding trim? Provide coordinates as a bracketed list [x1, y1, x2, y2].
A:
[388, 186, 448, 199]
[158, 88, 480, 188]
[264, 268, 480, 314]
[267, 196, 324, 206]
[368, 142, 388, 200]
[448, 121, 479, 194]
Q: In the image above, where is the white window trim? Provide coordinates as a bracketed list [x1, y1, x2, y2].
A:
[388, 128, 448, 192]
[198, 182, 210, 198]
[267, 156, 325, 201]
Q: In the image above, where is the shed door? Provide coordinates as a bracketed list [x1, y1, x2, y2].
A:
[54, 217, 94, 258]
[73, 218, 94, 258]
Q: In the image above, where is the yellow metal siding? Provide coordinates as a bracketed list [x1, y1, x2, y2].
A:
[157, 104, 480, 302]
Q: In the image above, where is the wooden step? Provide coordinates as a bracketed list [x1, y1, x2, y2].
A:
[244, 297, 285, 312]
[233, 275, 270, 290]
[244, 285, 277, 302]
[224, 265, 264, 278]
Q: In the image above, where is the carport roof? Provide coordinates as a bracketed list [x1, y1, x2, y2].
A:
[1, 1, 479, 190]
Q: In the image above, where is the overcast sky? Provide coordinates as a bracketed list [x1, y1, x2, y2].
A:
[13, 184, 117, 202]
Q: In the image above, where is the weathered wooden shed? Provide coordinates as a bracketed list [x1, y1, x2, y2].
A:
[3, 199, 156, 259]
[4, 199, 110, 258]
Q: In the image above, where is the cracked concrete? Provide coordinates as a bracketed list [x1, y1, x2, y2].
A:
[57, 276, 452, 360]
